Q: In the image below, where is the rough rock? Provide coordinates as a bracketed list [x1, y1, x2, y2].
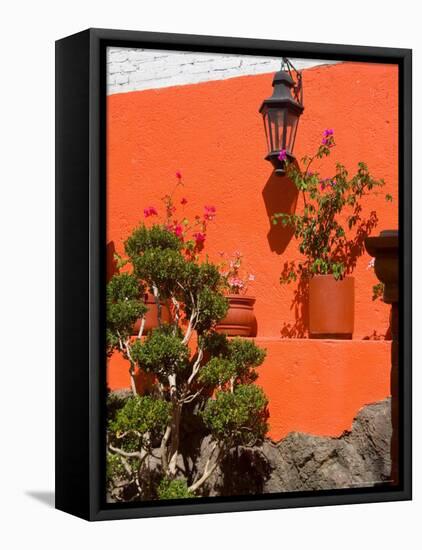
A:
[199, 398, 392, 496]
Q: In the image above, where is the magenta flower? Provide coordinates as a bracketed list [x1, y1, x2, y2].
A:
[204, 205, 216, 221]
[278, 149, 288, 162]
[193, 232, 206, 244]
[175, 170, 182, 179]
[180, 197, 188, 205]
[174, 224, 183, 237]
[144, 206, 158, 218]
[322, 129, 334, 147]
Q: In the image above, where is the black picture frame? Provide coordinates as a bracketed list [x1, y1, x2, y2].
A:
[55, 28, 412, 521]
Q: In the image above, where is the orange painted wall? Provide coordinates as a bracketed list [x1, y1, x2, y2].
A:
[106, 62, 398, 440]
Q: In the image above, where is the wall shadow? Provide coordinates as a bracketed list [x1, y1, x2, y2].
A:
[280, 275, 309, 338]
[262, 173, 298, 255]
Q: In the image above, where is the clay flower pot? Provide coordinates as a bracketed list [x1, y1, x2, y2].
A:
[133, 293, 171, 336]
[215, 294, 257, 337]
[309, 275, 354, 338]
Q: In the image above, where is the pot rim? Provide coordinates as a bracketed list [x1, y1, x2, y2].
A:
[310, 274, 355, 281]
[225, 293, 256, 301]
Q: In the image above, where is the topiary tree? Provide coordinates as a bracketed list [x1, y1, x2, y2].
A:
[107, 219, 268, 501]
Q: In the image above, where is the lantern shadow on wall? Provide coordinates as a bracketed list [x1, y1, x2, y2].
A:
[262, 172, 298, 255]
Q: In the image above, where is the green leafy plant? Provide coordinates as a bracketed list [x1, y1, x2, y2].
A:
[106, 181, 268, 502]
[273, 130, 392, 283]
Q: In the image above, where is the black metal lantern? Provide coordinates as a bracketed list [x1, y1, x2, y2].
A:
[259, 58, 304, 175]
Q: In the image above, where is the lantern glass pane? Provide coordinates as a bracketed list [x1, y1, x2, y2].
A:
[268, 108, 286, 152]
[262, 112, 272, 153]
[284, 110, 299, 154]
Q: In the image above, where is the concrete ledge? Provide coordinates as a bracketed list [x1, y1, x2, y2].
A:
[107, 338, 391, 440]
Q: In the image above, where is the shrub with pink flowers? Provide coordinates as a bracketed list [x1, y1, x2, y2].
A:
[133, 172, 217, 259]
[106, 172, 268, 502]
[273, 130, 393, 283]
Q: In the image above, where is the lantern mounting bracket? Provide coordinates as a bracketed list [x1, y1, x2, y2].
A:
[281, 57, 303, 106]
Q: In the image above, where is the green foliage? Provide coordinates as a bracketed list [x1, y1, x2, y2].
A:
[372, 282, 384, 301]
[228, 338, 266, 381]
[157, 478, 193, 500]
[107, 452, 129, 482]
[200, 331, 230, 356]
[109, 395, 171, 436]
[199, 357, 237, 387]
[193, 287, 228, 334]
[131, 326, 190, 377]
[107, 272, 143, 302]
[201, 384, 268, 446]
[200, 335, 266, 384]
[132, 248, 187, 297]
[125, 224, 182, 258]
[106, 274, 147, 350]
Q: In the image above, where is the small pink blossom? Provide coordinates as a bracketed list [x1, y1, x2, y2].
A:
[166, 223, 183, 239]
[173, 224, 183, 237]
[278, 149, 288, 162]
[248, 274, 256, 281]
[180, 197, 188, 205]
[228, 277, 244, 289]
[322, 129, 334, 147]
[204, 205, 216, 221]
[144, 206, 158, 218]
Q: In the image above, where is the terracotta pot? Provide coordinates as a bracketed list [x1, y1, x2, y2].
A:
[132, 293, 171, 335]
[215, 294, 257, 337]
[309, 275, 354, 338]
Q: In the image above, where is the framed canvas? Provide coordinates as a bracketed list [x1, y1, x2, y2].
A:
[55, 28, 412, 521]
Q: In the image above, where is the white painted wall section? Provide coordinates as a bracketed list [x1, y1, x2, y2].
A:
[107, 47, 338, 95]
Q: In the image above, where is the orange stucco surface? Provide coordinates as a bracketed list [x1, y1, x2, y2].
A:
[106, 62, 398, 440]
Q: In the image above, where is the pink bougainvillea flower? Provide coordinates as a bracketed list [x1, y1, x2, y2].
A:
[180, 197, 188, 205]
[193, 232, 206, 244]
[278, 149, 288, 162]
[173, 224, 183, 237]
[204, 205, 216, 221]
[322, 129, 334, 147]
[166, 223, 183, 239]
[144, 206, 158, 217]
[175, 170, 182, 179]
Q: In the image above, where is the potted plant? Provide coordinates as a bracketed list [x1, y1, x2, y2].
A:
[215, 251, 257, 337]
[273, 130, 392, 338]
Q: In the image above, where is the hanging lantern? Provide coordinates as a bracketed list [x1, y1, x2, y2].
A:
[259, 58, 304, 175]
